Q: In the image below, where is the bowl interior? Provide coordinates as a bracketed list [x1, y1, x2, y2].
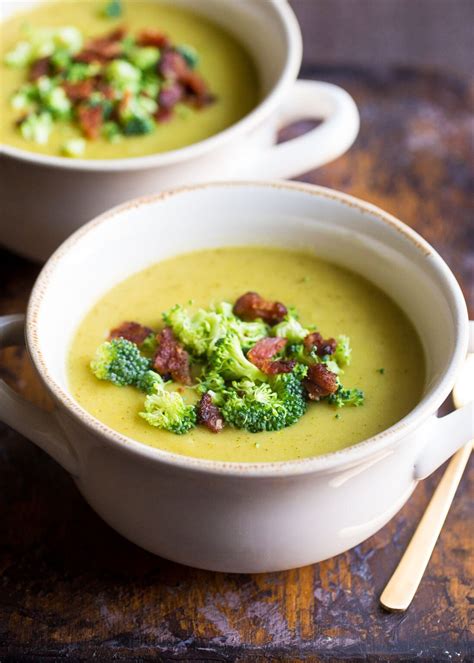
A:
[29, 183, 467, 442]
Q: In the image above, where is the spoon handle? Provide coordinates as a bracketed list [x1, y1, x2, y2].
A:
[380, 440, 472, 612]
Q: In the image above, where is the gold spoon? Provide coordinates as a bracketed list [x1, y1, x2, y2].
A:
[380, 351, 474, 612]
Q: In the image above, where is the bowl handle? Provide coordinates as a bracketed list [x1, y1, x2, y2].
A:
[0, 314, 79, 476]
[253, 79, 360, 178]
[414, 321, 474, 480]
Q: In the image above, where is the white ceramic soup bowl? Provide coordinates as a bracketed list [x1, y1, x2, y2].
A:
[0, 181, 472, 573]
[0, 0, 359, 262]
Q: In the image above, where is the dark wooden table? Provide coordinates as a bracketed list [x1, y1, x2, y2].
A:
[1, 67, 473, 662]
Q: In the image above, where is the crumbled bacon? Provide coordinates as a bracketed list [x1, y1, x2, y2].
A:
[75, 27, 126, 64]
[137, 28, 170, 49]
[109, 321, 153, 345]
[153, 327, 192, 385]
[158, 82, 183, 109]
[77, 103, 103, 139]
[247, 337, 296, 375]
[62, 79, 95, 102]
[29, 57, 50, 81]
[233, 292, 288, 326]
[304, 332, 337, 357]
[303, 363, 338, 400]
[197, 393, 224, 433]
[155, 107, 173, 123]
[157, 49, 212, 107]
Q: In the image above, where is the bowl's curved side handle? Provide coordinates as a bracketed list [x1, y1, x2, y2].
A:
[252, 80, 360, 178]
[414, 321, 474, 480]
[0, 314, 79, 476]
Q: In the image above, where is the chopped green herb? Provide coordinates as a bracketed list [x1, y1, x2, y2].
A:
[103, 0, 122, 18]
[177, 44, 199, 69]
[61, 137, 86, 157]
[378, 367, 385, 374]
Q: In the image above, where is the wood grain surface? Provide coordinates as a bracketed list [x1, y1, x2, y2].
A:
[0, 66, 473, 662]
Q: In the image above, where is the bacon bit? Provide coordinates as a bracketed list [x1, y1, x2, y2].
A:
[137, 28, 170, 48]
[29, 57, 51, 81]
[247, 337, 295, 375]
[77, 103, 103, 139]
[197, 393, 224, 433]
[158, 82, 183, 109]
[157, 49, 212, 107]
[75, 27, 126, 64]
[109, 321, 153, 345]
[158, 49, 189, 80]
[62, 79, 94, 102]
[155, 107, 173, 123]
[153, 327, 192, 385]
[95, 80, 115, 100]
[303, 363, 338, 400]
[233, 292, 287, 326]
[304, 332, 337, 357]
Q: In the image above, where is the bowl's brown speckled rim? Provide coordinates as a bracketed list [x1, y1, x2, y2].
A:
[26, 181, 469, 477]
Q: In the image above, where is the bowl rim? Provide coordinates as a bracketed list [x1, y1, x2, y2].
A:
[0, 0, 302, 172]
[26, 180, 469, 477]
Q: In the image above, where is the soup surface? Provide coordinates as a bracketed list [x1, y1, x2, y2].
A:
[68, 248, 426, 462]
[0, 0, 259, 158]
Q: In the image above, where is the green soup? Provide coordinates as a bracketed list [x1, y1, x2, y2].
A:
[68, 247, 425, 463]
[0, 1, 259, 158]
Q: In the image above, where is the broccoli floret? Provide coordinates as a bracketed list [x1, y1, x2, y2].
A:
[221, 367, 307, 433]
[209, 334, 266, 382]
[221, 380, 287, 432]
[334, 334, 352, 368]
[90, 338, 150, 386]
[136, 369, 163, 394]
[129, 46, 160, 70]
[197, 369, 226, 395]
[163, 302, 268, 357]
[140, 381, 197, 434]
[328, 384, 365, 408]
[4, 41, 32, 68]
[272, 314, 309, 343]
[122, 115, 155, 136]
[19, 112, 53, 144]
[61, 137, 86, 157]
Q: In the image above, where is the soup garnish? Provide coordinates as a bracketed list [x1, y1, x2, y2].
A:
[3, 2, 215, 157]
[89, 292, 364, 436]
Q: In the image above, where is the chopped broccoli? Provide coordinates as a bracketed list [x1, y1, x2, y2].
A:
[53, 26, 83, 54]
[129, 46, 160, 70]
[328, 384, 365, 408]
[106, 59, 141, 87]
[10, 84, 37, 111]
[103, 0, 122, 18]
[176, 44, 199, 69]
[334, 334, 352, 367]
[122, 115, 155, 135]
[272, 313, 309, 343]
[90, 337, 150, 387]
[221, 366, 307, 433]
[140, 332, 158, 355]
[4, 41, 32, 67]
[102, 120, 122, 142]
[209, 334, 266, 382]
[44, 86, 72, 118]
[196, 369, 226, 396]
[61, 137, 86, 157]
[140, 381, 197, 434]
[19, 112, 53, 144]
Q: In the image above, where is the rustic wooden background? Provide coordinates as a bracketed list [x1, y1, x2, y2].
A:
[1, 3, 473, 662]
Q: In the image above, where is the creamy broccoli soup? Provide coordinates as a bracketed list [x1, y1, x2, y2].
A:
[68, 247, 425, 463]
[0, 0, 259, 158]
